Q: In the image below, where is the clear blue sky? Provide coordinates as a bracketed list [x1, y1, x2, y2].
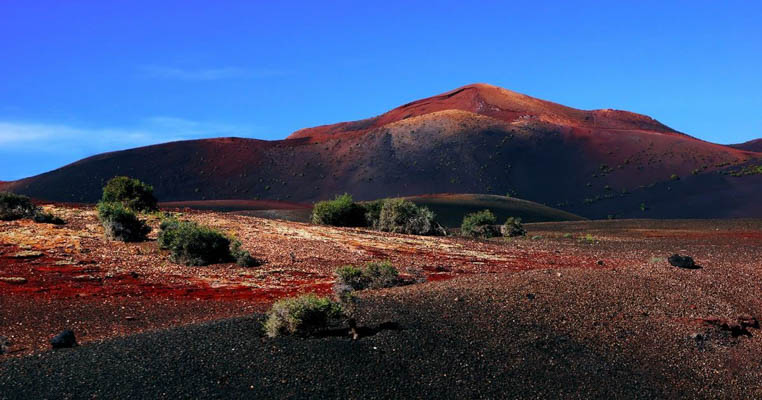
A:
[1, 0, 760, 180]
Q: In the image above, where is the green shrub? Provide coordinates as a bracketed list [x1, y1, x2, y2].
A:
[33, 211, 65, 225]
[461, 209, 499, 238]
[231, 239, 259, 267]
[361, 199, 386, 228]
[0, 192, 66, 224]
[0, 192, 37, 221]
[311, 193, 366, 227]
[502, 217, 526, 237]
[101, 176, 158, 212]
[97, 202, 151, 242]
[335, 265, 367, 291]
[335, 260, 400, 292]
[159, 218, 259, 266]
[363, 261, 400, 289]
[377, 198, 441, 235]
[158, 219, 231, 266]
[264, 294, 344, 337]
[157, 218, 181, 249]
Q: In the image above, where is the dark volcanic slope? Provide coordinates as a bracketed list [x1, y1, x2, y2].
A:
[3, 84, 760, 219]
[729, 138, 762, 153]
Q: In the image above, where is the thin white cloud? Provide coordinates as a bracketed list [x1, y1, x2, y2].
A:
[138, 65, 288, 81]
[0, 117, 255, 153]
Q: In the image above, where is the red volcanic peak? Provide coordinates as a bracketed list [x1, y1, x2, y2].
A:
[287, 83, 680, 141]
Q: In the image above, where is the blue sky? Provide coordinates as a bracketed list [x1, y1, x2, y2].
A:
[1, 1, 760, 180]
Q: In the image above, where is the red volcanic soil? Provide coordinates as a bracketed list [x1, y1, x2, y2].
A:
[3, 204, 762, 366]
[4, 83, 760, 219]
[0, 204, 596, 356]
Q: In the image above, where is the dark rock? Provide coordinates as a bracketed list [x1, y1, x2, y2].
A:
[526, 293, 536, 300]
[50, 329, 77, 349]
[0, 335, 9, 354]
[668, 254, 698, 269]
[597, 260, 605, 266]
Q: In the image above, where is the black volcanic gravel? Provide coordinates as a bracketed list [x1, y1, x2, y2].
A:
[1, 276, 680, 399]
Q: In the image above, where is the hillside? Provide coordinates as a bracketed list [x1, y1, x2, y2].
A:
[730, 138, 762, 153]
[404, 194, 585, 227]
[227, 194, 585, 226]
[2, 83, 760, 219]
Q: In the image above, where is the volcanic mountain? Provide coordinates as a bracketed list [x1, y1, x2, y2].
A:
[3, 83, 761, 219]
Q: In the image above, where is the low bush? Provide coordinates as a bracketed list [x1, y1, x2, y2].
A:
[264, 294, 344, 337]
[361, 199, 386, 228]
[0, 192, 38, 221]
[231, 239, 260, 267]
[335, 265, 366, 291]
[311, 193, 366, 227]
[502, 217, 526, 237]
[377, 198, 442, 235]
[158, 218, 259, 267]
[101, 176, 158, 212]
[97, 202, 151, 242]
[363, 261, 400, 289]
[335, 260, 400, 292]
[32, 211, 65, 225]
[158, 219, 231, 266]
[461, 209, 500, 238]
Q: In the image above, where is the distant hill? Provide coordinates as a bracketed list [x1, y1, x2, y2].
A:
[229, 194, 585, 226]
[403, 194, 584, 227]
[2, 83, 761, 219]
[729, 138, 762, 153]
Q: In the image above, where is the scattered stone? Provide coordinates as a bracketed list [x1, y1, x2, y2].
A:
[0, 336, 9, 354]
[668, 254, 698, 269]
[54, 260, 77, 265]
[0, 277, 27, 284]
[125, 316, 137, 321]
[50, 329, 77, 349]
[10, 250, 43, 259]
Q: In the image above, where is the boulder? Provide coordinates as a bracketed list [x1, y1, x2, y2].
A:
[668, 254, 698, 269]
[0, 335, 9, 354]
[50, 329, 77, 349]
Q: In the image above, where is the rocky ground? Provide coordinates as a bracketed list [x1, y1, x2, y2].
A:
[2, 206, 762, 398]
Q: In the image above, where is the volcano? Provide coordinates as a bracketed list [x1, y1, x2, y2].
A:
[3, 83, 761, 219]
